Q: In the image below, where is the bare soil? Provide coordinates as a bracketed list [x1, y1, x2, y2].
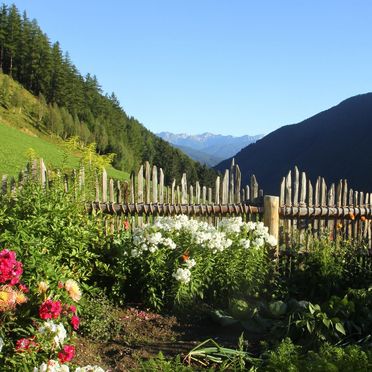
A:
[74, 306, 248, 371]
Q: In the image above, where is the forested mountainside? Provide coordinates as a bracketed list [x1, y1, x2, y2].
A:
[216, 93, 372, 194]
[0, 3, 217, 185]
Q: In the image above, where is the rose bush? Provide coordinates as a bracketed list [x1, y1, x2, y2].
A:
[0, 248, 105, 371]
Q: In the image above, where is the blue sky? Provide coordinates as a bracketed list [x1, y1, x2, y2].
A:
[5, 0, 372, 136]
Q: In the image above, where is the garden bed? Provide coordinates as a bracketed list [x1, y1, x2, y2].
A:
[74, 306, 252, 371]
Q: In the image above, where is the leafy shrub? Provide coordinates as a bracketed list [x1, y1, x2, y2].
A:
[0, 179, 109, 288]
[112, 216, 277, 312]
[79, 292, 122, 342]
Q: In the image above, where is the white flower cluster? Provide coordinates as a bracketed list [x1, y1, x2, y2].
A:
[172, 267, 191, 284]
[38, 321, 67, 347]
[131, 226, 177, 257]
[34, 362, 106, 372]
[248, 221, 278, 248]
[217, 217, 245, 233]
[0, 336, 3, 353]
[218, 218, 277, 248]
[34, 360, 69, 372]
[131, 216, 277, 258]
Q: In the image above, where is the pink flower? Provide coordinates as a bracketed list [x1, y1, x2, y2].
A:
[68, 305, 77, 314]
[71, 315, 80, 330]
[58, 344, 75, 363]
[18, 283, 29, 293]
[0, 249, 23, 285]
[15, 337, 37, 352]
[39, 299, 62, 319]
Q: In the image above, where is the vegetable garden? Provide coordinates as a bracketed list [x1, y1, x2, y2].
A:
[0, 166, 372, 371]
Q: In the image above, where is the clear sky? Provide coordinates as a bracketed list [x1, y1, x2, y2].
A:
[4, 0, 372, 136]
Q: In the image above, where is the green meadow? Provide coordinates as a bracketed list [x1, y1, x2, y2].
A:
[0, 122, 129, 179]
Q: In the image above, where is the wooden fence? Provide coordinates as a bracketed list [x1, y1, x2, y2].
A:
[1, 159, 372, 250]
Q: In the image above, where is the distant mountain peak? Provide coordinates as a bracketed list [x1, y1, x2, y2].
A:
[157, 131, 263, 166]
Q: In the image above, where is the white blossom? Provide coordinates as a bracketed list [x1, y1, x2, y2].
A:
[239, 239, 251, 249]
[38, 321, 66, 347]
[146, 232, 162, 245]
[162, 237, 176, 250]
[131, 248, 140, 258]
[253, 237, 265, 248]
[185, 258, 196, 269]
[172, 268, 191, 284]
[0, 336, 4, 352]
[75, 366, 106, 372]
[266, 235, 277, 247]
[34, 360, 69, 372]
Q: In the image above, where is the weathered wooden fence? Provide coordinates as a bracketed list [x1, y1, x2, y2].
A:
[1, 159, 372, 250]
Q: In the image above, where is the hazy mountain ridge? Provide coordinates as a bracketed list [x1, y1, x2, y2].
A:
[157, 132, 263, 166]
[215, 93, 372, 194]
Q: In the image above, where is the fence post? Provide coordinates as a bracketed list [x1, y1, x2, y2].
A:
[264, 195, 280, 255]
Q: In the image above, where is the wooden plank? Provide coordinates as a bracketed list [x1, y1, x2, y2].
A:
[102, 169, 108, 203]
[348, 188, 354, 239]
[215, 176, 220, 204]
[181, 173, 187, 204]
[208, 187, 212, 204]
[299, 172, 306, 206]
[293, 166, 299, 207]
[235, 164, 241, 203]
[95, 174, 99, 202]
[280, 177, 285, 207]
[171, 179, 176, 204]
[327, 183, 335, 240]
[79, 166, 85, 191]
[145, 161, 151, 203]
[229, 161, 235, 203]
[159, 168, 164, 204]
[284, 170, 292, 248]
[245, 185, 250, 202]
[130, 171, 135, 203]
[40, 159, 47, 189]
[137, 166, 144, 203]
[202, 186, 207, 204]
[285, 171, 292, 206]
[109, 179, 115, 203]
[189, 185, 194, 204]
[308, 179, 313, 206]
[123, 181, 129, 203]
[251, 175, 258, 200]
[176, 185, 181, 204]
[264, 196, 280, 256]
[196, 181, 201, 204]
[292, 167, 299, 245]
[342, 180, 348, 206]
[222, 170, 229, 204]
[152, 165, 158, 203]
[336, 180, 342, 207]
[117, 181, 122, 203]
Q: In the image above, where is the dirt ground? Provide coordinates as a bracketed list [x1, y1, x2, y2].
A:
[74, 306, 249, 371]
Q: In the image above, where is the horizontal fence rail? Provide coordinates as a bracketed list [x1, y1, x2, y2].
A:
[86, 202, 263, 216]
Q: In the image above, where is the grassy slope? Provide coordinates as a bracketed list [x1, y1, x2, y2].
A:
[0, 74, 128, 179]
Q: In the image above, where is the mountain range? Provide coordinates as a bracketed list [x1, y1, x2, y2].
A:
[157, 132, 263, 166]
[216, 93, 372, 195]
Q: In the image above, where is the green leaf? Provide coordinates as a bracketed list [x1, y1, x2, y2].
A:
[211, 310, 239, 327]
[322, 318, 331, 328]
[335, 322, 346, 335]
[269, 301, 287, 317]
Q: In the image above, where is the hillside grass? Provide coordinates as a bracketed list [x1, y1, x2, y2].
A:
[0, 74, 129, 180]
